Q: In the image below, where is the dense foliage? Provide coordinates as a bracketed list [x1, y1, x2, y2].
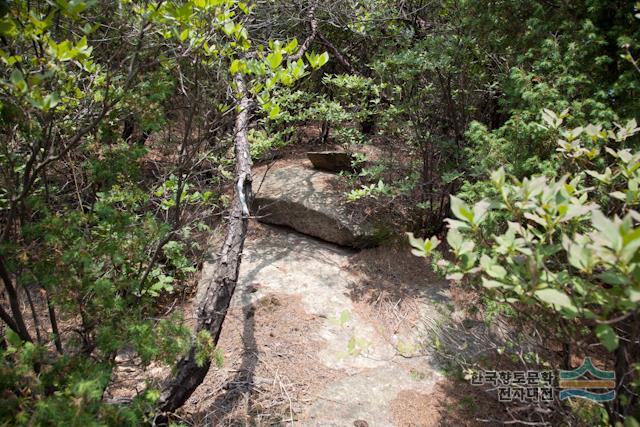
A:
[398, 0, 640, 424]
[1, 0, 639, 425]
[411, 115, 640, 423]
[0, 0, 323, 423]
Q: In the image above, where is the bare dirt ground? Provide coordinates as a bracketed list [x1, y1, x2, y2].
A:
[175, 219, 503, 426]
[14, 143, 510, 426]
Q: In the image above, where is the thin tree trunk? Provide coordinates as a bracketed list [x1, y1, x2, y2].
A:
[0, 305, 20, 338]
[0, 255, 31, 342]
[46, 292, 63, 354]
[24, 286, 42, 343]
[158, 1, 320, 413]
[158, 74, 253, 413]
[609, 314, 639, 422]
[321, 120, 330, 145]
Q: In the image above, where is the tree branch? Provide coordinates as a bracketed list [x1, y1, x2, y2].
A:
[289, 0, 319, 61]
[158, 73, 254, 413]
[317, 29, 356, 74]
[0, 255, 32, 342]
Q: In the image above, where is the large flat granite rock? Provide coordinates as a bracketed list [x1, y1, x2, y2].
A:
[191, 223, 443, 425]
[252, 163, 385, 248]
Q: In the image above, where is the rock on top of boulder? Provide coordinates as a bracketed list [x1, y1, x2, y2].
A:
[252, 163, 386, 248]
[306, 151, 356, 172]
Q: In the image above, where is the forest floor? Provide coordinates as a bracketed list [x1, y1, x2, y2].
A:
[98, 137, 513, 426]
[172, 155, 505, 426]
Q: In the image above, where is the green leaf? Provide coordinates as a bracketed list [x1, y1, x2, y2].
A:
[446, 272, 464, 281]
[482, 277, 509, 289]
[459, 250, 477, 270]
[561, 204, 592, 222]
[284, 38, 299, 54]
[229, 59, 244, 74]
[268, 103, 280, 119]
[0, 18, 17, 37]
[407, 232, 425, 256]
[480, 255, 507, 279]
[446, 228, 463, 251]
[491, 167, 505, 186]
[292, 58, 306, 78]
[266, 51, 283, 69]
[317, 51, 329, 67]
[9, 68, 24, 86]
[535, 288, 576, 310]
[472, 199, 491, 225]
[599, 271, 629, 286]
[595, 324, 619, 352]
[450, 196, 473, 223]
[238, 1, 250, 14]
[542, 108, 562, 129]
[223, 21, 235, 36]
[625, 416, 640, 427]
[592, 210, 622, 252]
[43, 92, 60, 111]
[423, 236, 441, 253]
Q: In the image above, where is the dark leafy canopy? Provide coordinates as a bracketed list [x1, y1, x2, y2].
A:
[0, 2, 196, 424]
[398, 0, 640, 425]
[0, 0, 325, 424]
[0, 0, 639, 425]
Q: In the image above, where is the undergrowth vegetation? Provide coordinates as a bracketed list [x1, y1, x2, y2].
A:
[1, 0, 639, 425]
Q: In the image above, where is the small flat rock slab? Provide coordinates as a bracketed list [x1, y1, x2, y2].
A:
[307, 151, 356, 172]
[252, 163, 385, 248]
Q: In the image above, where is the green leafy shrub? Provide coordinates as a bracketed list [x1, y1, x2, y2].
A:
[410, 111, 640, 422]
[248, 129, 288, 160]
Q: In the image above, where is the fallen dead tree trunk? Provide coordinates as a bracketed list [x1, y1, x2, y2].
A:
[158, 74, 253, 413]
[158, 1, 321, 414]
